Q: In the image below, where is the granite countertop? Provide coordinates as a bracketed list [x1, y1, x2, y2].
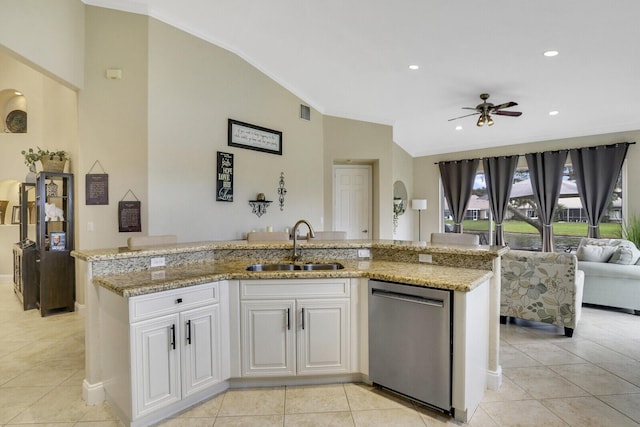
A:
[73, 239, 506, 262]
[93, 258, 494, 298]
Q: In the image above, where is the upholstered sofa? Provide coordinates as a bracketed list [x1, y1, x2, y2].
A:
[501, 249, 585, 337]
[576, 238, 640, 315]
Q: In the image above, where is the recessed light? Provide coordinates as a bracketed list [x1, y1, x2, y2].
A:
[455, 125, 463, 131]
[543, 50, 559, 57]
[549, 110, 559, 116]
[408, 64, 419, 70]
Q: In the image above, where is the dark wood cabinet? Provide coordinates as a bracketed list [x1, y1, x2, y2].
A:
[13, 183, 37, 310]
[13, 241, 38, 310]
[35, 172, 75, 316]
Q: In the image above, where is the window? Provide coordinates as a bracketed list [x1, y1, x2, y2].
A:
[441, 159, 624, 251]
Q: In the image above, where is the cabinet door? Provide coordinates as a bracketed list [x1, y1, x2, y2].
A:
[132, 314, 181, 417]
[241, 300, 295, 376]
[297, 299, 350, 375]
[181, 305, 221, 397]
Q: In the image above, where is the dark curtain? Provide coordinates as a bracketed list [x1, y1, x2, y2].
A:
[439, 159, 479, 233]
[570, 143, 630, 238]
[525, 150, 568, 252]
[483, 155, 519, 246]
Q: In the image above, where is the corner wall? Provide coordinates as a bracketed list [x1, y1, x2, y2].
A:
[323, 116, 394, 239]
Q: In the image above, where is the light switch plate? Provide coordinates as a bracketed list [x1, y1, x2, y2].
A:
[418, 254, 433, 263]
[151, 257, 166, 267]
[358, 249, 371, 259]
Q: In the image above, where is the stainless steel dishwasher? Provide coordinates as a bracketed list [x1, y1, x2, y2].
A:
[368, 279, 452, 414]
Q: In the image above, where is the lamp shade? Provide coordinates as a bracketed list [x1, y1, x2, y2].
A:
[411, 199, 427, 210]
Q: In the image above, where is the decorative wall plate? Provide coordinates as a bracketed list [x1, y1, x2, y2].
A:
[5, 109, 27, 133]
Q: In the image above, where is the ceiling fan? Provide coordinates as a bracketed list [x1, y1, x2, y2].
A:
[448, 93, 522, 127]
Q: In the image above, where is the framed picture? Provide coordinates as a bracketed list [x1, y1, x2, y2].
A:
[228, 119, 282, 155]
[216, 151, 234, 202]
[118, 201, 142, 232]
[86, 173, 109, 205]
[50, 232, 66, 251]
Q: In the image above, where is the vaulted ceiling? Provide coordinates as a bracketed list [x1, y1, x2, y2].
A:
[84, 0, 640, 157]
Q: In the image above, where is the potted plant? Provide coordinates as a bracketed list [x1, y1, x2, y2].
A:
[21, 147, 68, 173]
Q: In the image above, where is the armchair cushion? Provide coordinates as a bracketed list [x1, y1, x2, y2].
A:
[501, 250, 584, 333]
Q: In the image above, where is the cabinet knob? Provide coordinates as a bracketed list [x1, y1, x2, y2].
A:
[176, 298, 183, 304]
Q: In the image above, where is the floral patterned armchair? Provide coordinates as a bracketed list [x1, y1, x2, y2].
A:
[501, 249, 585, 337]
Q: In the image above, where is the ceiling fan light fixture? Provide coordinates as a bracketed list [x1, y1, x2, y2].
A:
[476, 115, 485, 127]
[487, 115, 494, 126]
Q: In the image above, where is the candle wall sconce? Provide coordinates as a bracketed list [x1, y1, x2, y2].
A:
[249, 193, 272, 217]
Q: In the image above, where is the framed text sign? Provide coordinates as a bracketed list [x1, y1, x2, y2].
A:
[86, 174, 109, 205]
[216, 151, 234, 202]
[228, 119, 282, 155]
[118, 201, 141, 232]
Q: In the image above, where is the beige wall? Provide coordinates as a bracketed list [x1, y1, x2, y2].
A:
[322, 116, 395, 239]
[0, 0, 84, 89]
[414, 130, 640, 237]
[77, 7, 149, 250]
[146, 19, 324, 241]
[0, 51, 78, 278]
[392, 143, 414, 241]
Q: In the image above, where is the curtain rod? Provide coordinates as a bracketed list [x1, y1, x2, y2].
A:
[434, 141, 635, 165]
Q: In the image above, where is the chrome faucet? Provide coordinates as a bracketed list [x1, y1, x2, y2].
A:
[292, 219, 315, 262]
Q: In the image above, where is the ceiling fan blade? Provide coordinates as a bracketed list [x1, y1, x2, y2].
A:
[490, 101, 518, 111]
[462, 107, 478, 110]
[448, 112, 480, 121]
[494, 110, 522, 117]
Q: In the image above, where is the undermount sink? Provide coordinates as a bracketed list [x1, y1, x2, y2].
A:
[300, 262, 344, 271]
[246, 263, 300, 271]
[246, 262, 344, 272]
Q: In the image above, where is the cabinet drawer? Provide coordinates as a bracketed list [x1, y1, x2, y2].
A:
[240, 278, 350, 300]
[129, 282, 218, 322]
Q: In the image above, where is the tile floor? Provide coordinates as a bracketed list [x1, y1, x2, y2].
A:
[1, 281, 639, 426]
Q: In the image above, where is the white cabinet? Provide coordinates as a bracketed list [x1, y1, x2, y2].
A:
[132, 314, 181, 415]
[241, 300, 295, 376]
[181, 305, 222, 397]
[99, 281, 228, 425]
[297, 299, 349, 375]
[239, 279, 352, 377]
[130, 284, 222, 417]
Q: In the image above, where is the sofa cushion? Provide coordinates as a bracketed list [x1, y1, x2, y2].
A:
[609, 245, 640, 265]
[576, 244, 616, 262]
[576, 238, 640, 263]
[578, 260, 640, 280]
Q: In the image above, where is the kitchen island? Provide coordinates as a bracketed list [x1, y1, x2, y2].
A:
[73, 239, 507, 426]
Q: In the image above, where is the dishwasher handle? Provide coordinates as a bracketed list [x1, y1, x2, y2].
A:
[371, 288, 445, 308]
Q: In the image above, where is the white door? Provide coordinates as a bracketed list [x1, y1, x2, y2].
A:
[181, 305, 221, 397]
[241, 300, 296, 376]
[333, 165, 372, 239]
[132, 314, 181, 417]
[297, 299, 350, 375]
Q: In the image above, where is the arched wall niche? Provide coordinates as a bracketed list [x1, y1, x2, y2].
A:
[0, 89, 27, 133]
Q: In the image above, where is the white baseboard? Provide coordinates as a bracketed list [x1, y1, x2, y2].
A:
[0, 275, 13, 284]
[83, 379, 105, 405]
[486, 366, 503, 390]
[75, 301, 86, 316]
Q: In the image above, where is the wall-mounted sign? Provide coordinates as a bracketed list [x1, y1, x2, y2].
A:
[86, 174, 109, 205]
[228, 119, 282, 155]
[118, 200, 141, 232]
[216, 151, 234, 202]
